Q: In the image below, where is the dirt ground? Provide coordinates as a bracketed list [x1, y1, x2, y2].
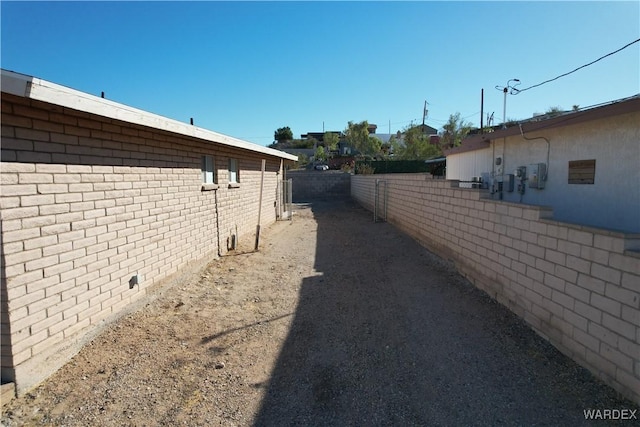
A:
[1, 200, 638, 426]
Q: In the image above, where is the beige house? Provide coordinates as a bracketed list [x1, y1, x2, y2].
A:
[0, 70, 296, 397]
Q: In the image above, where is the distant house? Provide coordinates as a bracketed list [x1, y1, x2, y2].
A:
[411, 123, 438, 136]
[444, 95, 640, 233]
[300, 131, 343, 144]
[0, 69, 297, 396]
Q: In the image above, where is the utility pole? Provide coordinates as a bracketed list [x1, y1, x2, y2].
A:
[480, 89, 484, 132]
[422, 100, 428, 128]
[421, 100, 429, 134]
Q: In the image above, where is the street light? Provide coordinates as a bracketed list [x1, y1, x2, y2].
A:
[495, 79, 520, 129]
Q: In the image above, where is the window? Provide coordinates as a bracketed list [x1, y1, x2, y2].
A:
[568, 159, 596, 184]
[201, 155, 217, 190]
[228, 158, 239, 185]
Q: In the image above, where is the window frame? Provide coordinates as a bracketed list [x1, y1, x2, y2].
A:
[568, 159, 596, 185]
[201, 155, 218, 191]
[228, 158, 240, 187]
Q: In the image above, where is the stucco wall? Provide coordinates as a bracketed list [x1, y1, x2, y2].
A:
[352, 174, 640, 404]
[0, 93, 285, 394]
[447, 111, 640, 233]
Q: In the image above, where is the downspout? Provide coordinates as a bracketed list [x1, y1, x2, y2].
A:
[214, 188, 222, 257]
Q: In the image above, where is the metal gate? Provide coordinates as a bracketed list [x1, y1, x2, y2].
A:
[374, 179, 387, 222]
[277, 178, 293, 221]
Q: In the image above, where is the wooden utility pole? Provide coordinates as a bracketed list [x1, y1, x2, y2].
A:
[421, 100, 429, 134]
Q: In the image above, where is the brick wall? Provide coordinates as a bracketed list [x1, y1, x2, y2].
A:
[287, 170, 350, 202]
[352, 173, 640, 404]
[1, 93, 285, 394]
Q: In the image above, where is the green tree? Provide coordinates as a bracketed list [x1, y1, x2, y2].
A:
[345, 120, 381, 156]
[393, 126, 442, 160]
[274, 126, 293, 143]
[439, 113, 472, 148]
[323, 132, 340, 152]
[314, 146, 327, 162]
[367, 136, 382, 158]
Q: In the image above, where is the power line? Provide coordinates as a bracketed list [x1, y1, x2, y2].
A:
[514, 38, 640, 94]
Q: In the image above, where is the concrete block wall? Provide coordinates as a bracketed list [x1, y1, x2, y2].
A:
[288, 170, 350, 202]
[352, 173, 640, 404]
[0, 93, 284, 394]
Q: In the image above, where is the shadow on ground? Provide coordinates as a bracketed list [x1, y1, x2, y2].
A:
[254, 200, 637, 426]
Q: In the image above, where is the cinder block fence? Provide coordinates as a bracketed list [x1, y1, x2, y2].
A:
[0, 70, 296, 397]
[287, 170, 350, 202]
[352, 174, 640, 404]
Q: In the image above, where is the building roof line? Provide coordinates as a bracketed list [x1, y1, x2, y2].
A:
[445, 94, 640, 155]
[1, 69, 297, 161]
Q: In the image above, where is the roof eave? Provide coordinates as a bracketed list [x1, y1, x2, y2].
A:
[459, 95, 640, 149]
[1, 69, 297, 162]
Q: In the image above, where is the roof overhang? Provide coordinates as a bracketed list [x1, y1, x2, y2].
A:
[453, 94, 640, 152]
[442, 139, 491, 156]
[424, 156, 446, 164]
[1, 69, 297, 162]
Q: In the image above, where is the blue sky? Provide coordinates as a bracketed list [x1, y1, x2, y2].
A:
[2, 1, 639, 146]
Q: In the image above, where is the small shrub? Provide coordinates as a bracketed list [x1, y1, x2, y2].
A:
[355, 163, 375, 175]
[340, 160, 355, 173]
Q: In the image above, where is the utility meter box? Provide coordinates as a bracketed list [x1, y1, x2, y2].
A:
[528, 163, 546, 189]
[515, 166, 527, 179]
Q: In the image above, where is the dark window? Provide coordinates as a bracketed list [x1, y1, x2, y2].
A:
[568, 159, 595, 184]
[202, 155, 215, 183]
[229, 158, 239, 183]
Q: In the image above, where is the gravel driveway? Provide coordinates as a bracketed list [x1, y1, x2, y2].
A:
[2, 200, 637, 426]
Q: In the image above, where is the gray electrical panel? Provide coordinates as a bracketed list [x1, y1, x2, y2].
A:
[505, 174, 514, 192]
[492, 174, 514, 193]
[528, 163, 546, 189]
